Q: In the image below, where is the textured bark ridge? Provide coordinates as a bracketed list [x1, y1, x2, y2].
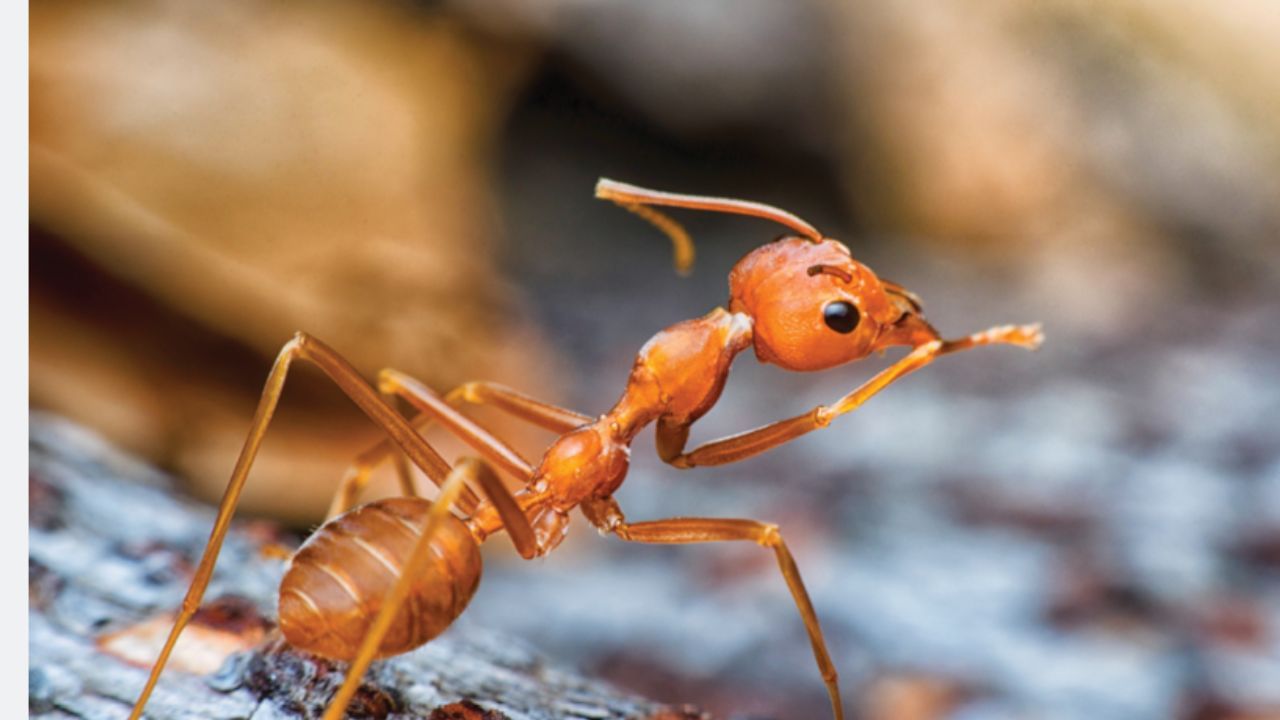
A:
[28, 413, 708, 720]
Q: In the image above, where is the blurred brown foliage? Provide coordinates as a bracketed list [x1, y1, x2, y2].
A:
[30, 0, 550, 522]
[829, 0, 1280, 336]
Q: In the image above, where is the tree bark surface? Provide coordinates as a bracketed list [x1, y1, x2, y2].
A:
[29, 413, 707, 720]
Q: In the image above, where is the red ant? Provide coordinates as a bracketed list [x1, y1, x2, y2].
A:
[128, 178, 1043, 719]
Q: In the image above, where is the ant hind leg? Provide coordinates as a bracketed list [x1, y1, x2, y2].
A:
[128, 333, 461, 720]
[326, 377, 591, 518]
[320, 456, 537, 720]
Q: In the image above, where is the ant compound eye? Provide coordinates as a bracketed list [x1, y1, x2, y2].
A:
[823, 301, 860, 334]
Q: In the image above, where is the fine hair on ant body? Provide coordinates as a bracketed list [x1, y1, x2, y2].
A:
[128, 178, 1043, 720]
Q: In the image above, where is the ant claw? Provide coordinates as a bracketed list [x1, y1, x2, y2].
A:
[1015, 323, 1046, 350]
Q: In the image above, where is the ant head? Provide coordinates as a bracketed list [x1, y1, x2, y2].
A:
[727, 238, 939, 371]
[596, 178, 942, 371]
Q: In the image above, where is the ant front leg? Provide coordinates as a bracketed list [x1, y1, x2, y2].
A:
[327, 378, 591, 518]
[448, 380, 594, 433]
[582, 497, 844, 720]
[377, 369, 538, 480]
[128, 333, 462, 720]
[660, 323, 1042, 468]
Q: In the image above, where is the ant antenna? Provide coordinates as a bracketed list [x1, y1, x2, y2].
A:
[596, 178, 825, 274]
[612, 200, 697, 276]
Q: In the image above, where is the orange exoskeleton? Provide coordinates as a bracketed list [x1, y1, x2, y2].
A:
[128, 178, 1042, 720]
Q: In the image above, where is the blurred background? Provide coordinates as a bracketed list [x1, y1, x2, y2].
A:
[29, 0, 1280, 718]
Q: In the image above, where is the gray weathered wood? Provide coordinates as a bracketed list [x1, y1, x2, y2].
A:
[28, 413, 707, 720]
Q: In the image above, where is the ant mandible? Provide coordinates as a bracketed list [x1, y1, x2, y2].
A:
[128, 178, 1043, 720]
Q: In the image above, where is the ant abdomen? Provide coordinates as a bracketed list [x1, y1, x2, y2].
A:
[278, 497, 482, 661]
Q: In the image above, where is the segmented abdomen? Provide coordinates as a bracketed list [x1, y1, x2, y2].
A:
[278, 496, 482, 661]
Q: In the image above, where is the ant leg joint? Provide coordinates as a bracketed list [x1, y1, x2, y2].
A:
[758, 523, 782, 547]
[376, 368, 399, 394]
[327, 465, 374, 519]
[459, 382, 483, 403]
[813, 406, 834, 428]
[279, 334, 305, 358]
[179, 595, 202, 615]
[596, 514, 622, 536]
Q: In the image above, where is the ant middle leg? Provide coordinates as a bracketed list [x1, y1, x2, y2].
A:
[377, 369, 537, 479]
[449, 380, 593, 433]
[328, 377, 591, 518]
[582, 497, 844, 720]
[326, 418, 479, 523]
